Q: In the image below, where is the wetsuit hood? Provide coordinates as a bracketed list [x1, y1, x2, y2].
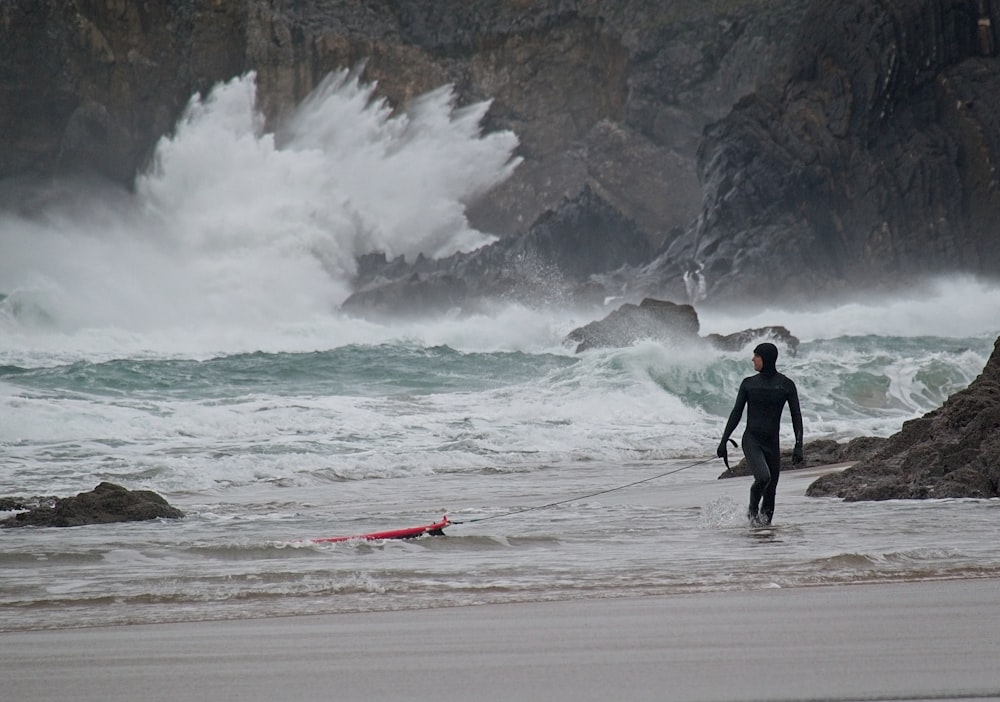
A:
[754, 342, 779, 376]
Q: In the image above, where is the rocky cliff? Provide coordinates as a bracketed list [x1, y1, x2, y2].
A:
[2, 0, 998, 309]
[640, 0, 1000, 305]
[0, 0, 801, 249]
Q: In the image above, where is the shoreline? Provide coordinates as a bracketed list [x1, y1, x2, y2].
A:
[3, 577, 999, 702]
[1, 569, 993, 635]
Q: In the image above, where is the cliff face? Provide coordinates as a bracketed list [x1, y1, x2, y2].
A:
[2, 1, 999, 309]
[646, 0, 1000, 304]
[0, 2, 247, 183]
[0, 0, 801, 249]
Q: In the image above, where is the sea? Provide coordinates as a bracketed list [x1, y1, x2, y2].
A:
[2, 71, 999, 632]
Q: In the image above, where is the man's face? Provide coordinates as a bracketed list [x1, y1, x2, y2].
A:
[752, 353, 764, 372]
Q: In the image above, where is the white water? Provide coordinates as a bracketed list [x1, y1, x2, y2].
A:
[1, 69, 520, 346]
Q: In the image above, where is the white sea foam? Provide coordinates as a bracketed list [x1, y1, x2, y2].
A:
[0, 69, 520, 352]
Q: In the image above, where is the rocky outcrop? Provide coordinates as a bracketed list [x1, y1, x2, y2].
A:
[806, 335, 1000, 500]
[566, 298, 700, 353]
[564, 297, 798, 354]
[703, 326, 799, 355]
[1, 482, 184, 528]
[641, 0, 1000, 305]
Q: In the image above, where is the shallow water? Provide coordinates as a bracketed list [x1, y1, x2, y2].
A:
[3, 447, 1000, 632]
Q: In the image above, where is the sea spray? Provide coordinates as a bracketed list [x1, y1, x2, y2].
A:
[697, 274, 1000, 341]
[0, 69, 520, 337]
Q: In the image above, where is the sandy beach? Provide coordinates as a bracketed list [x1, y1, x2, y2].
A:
[3, 578, 998, 702]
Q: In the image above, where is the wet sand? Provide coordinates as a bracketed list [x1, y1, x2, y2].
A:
[2, 578, 999, 702]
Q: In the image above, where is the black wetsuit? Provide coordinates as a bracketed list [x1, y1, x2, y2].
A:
[721, 369, 803, 524]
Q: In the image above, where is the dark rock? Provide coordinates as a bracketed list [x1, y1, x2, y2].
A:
[806, 336, 1000, 500]
[4, 0, 999, 311]
[705, 326, 799, 355]
[0, 1, 246, 183]
[643, 0, 1000, 305]
[1, 482, 185, 528]
[566, 298, 699, 353]
[0, 495, 57, 512]
[564, 298, 800, 355]
[343, 185, 653, 316]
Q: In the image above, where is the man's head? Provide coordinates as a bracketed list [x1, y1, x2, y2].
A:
[753, 342, 779, 374]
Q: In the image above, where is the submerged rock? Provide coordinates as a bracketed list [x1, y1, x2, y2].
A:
[1, 482, 184, 528]
[806, 336, 1000, 500]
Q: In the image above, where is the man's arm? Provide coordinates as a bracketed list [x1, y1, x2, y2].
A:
[720, 381, 748, 443]
[787, 382, 803, 445]
[788, 380, 804, 463]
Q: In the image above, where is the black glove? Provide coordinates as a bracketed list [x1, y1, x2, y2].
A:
[717, 440, 729, 460]
[792, 443, 804, 465]
[717, 438, 736, 471]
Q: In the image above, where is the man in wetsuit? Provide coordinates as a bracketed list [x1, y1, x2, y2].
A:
[717, 342, 803, 526]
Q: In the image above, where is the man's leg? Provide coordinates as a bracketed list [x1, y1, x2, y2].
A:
[741, 434, 771, 524]
[758, 441, 782, 525]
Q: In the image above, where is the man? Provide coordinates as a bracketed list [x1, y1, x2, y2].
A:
[717, 342, 803, 526]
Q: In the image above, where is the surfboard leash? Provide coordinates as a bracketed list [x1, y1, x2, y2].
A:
[449, 454, 722, 525]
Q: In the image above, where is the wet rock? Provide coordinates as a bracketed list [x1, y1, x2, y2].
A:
[566, 298, 699, 353]
[565, 298, 800, 355]
[0, 495, 57, 512]
[704, 326, 799, 355]
[4, 0, 999, 310]
[1, 482, 184, 528]
[806, 336, 1000, 500]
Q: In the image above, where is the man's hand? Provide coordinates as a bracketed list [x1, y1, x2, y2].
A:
[716, 440, 729, 460]
[792, 443, 804, 465]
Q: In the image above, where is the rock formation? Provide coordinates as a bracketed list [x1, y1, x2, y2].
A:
[563, 297, 799, 354]
[566, 298, 700, 353]
[806, 335, 1000, 500]
[343, 185, 653, 316]
[1, 482, 185, 528]
[642, 0, 1000, 305]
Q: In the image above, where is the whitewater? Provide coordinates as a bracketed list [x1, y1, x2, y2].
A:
[2, 71, 999, 632]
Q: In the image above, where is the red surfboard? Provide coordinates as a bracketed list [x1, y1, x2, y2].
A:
[310, 516, 450, 543]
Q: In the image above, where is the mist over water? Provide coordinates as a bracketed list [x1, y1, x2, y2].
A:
[698, 275, 1000, 342]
